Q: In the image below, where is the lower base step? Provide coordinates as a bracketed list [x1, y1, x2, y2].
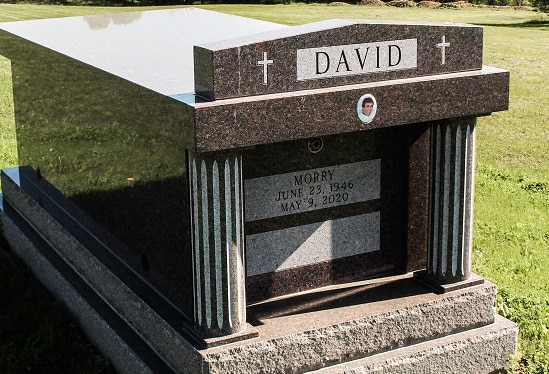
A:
[313, 315, 518, 373]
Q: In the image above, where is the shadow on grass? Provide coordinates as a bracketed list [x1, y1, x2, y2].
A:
[0, 235, 115, 373]
[476, 19, 549, 28]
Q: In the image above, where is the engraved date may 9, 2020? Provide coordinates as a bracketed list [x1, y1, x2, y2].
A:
[275, 171, 355, 213]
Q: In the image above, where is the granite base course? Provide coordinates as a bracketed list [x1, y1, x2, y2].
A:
[200, 280, 497, 373]
[312, 315, 518, 373]
[1, 168, 203, 371]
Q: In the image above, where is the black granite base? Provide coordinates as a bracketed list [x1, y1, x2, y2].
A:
[1, 199, 177, 372]
[0, 166, 258, 350]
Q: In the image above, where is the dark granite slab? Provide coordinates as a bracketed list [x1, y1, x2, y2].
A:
[242, 125, 416, 302]
[192, 67, 509, 152]
[0, 22, 198, 316]
[195, 21, 483, 100]
[406, 122, 431, 272]
[1, 9, 510, 317]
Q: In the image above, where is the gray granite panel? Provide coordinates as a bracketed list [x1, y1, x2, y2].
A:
[296, 38, 418, 81]
[244, 160, 380, 221]
[429, 119, 476, 283]
[246, 212, 380, 277]
[188, 152, 248, 337]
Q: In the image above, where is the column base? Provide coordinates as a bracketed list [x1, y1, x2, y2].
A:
[414, 270, 484, 293]
[201, 324, 259, 349]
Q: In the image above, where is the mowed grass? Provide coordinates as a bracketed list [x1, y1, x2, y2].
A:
[1, 4, 548, 372]
[0, 56, 16, 171]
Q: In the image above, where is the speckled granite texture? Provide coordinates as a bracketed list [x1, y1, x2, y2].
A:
[1, 10, 514, 372]
[198, 279, 513, 373]
[242, 128, 410, 302]
[195, 21, 483, 100]
[311, 315, 518, 374]
[193, 67, 509, 152]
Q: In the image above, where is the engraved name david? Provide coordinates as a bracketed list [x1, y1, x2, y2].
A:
[297, 38, 417, 81]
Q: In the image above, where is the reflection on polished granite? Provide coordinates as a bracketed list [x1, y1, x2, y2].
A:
[1, 8, 286, 96]
[0, 8, 287, 316]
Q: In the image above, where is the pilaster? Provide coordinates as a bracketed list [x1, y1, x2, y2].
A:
[425, 118, 478, 288]
[189, 152, 247, 337]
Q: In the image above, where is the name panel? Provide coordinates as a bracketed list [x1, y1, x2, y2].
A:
[244, 159, 380, 222]
[297, 38, 417, 81]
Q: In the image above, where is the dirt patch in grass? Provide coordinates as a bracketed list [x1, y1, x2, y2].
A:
[359, 0, 387, 5]
[386, 0, 417, 6]
[439, 1, 474, 8]
[417, 1, 442, 7]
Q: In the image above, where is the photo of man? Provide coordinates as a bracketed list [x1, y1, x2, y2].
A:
[362, 97, 374, 116]
[357, 94, 377, 124]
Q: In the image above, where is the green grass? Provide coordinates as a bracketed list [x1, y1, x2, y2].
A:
[470, 18, 548, 372]
[1, 4, 548, 373]
[201, 3, 549, 26]
[0, 56, 16, 172]
[1, 3, 548, 24]
[474, 165, 549, 372]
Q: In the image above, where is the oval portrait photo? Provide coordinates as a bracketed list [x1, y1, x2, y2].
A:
[357, 94, 377, 124]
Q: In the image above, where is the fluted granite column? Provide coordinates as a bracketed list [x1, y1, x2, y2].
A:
[427, 119, 476, 284]
[189, 152, 246, 337]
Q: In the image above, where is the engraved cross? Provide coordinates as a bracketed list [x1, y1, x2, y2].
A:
[436, 35, 450, 65]
[257, 51, 274, 85]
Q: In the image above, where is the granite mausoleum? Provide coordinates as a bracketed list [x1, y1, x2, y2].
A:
[0, 8, 517, 373]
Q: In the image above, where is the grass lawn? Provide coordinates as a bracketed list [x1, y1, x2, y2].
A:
[1, 4, 548, 373]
